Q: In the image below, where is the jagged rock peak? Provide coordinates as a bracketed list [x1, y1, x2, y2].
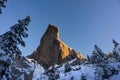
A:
[27, 24, 84, 69]
[42, 24, 60, 39]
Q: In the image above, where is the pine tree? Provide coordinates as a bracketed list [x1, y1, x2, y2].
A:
[87, 55, 90, 63]
[48, 63, 59, 80]
[64, 61, 71, 73]
[112, 39, 119, 48]
[81, 73, 87, 80]
[94, 45, 106, 58]
[0, 0, 7, 14]
[94, 66, 103, 80]
[90, 45, 107, 64]
[0, 16, 30, 80]
[112, 39, 120, 61]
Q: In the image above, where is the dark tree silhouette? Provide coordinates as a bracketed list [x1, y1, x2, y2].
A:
[112, 39, 119, 48]
[0, 0, 7, 14]
[0, 16, 30, 80]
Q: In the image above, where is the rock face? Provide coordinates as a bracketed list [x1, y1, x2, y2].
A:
[28, 24, 84, 69]
[11, 57, 34, 80]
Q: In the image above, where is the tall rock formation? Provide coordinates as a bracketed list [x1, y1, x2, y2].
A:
[28, 24, 84, 69]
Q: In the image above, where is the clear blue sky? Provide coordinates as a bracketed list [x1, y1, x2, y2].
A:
[0, 0, 120, 57]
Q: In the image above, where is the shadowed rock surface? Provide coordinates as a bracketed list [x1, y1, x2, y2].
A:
[27, 24, 84, 69]
[11, 57, 34, 80]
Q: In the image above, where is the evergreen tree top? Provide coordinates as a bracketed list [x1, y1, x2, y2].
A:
[0, 0, 7, 14]
[0, 16, 31, 55]
[112, 39, 119, 48]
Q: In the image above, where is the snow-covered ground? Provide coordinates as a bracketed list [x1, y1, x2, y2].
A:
[58, 64, 95, 80]
[109, 72, 120, 80]
[32, 63, 45, 80]
[30, 58, 120, 80]
[1, 39, 120, 80]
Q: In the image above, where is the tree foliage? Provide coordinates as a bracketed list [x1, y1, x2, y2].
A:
[0, 16, 30, 80]
[47, 64, 59, 80]
[0, 0, 7, 14]
[89, 45, 107, 64]
[112, 39, 120, 61]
